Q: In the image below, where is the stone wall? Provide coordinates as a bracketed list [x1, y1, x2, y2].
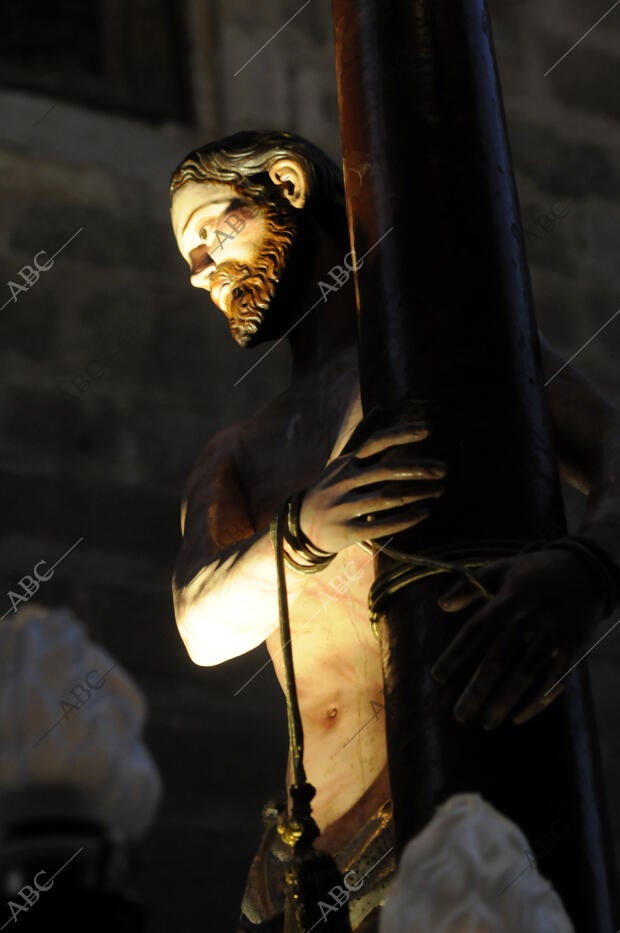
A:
[0, 0, 618, 928]
[0, 86, 292, 931]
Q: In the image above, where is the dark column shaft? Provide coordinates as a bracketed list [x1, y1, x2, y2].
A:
[332, 1, 618, 929]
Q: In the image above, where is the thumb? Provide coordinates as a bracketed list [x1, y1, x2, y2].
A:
[438, 559, 510, 611]
[438, 577, 476, 611]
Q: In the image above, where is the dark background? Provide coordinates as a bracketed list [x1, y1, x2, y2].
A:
[0, 1, 619, 929]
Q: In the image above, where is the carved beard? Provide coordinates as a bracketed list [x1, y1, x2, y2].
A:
[207, 196, 314, 348]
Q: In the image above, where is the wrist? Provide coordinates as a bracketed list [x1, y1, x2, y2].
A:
[273, 491, 336, 575]
[290, 491, 335, 560]
[525, 535, 620, 616]
[571, 534, 620, 615]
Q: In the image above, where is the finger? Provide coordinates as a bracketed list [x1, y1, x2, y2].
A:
[438, 581, 483, 612]
[431, 599, 507, 685]
[512, 652, 570, 725]
[337, 482, 445, 516]
[480, 640, 555, 730]
[341, 458, 448, 492]
[438, 560, 512, 612]
[452, 619, 529, 723]
[326, 450, 447, 489]
[349, 501, 432, 539]
[354, 422, 430, 459]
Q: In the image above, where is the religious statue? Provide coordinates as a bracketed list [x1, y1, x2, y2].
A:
[168, 130, 620, 932]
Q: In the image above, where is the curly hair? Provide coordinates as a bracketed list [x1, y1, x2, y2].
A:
[169, 129, 348, 248]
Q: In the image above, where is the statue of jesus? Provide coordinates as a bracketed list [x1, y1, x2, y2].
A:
[169, 130, 620, 932]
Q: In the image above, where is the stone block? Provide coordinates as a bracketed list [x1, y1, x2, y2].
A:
[546, 40, 620, 126]
[510, 115, 620, 201]
[10, 200, 174, 275]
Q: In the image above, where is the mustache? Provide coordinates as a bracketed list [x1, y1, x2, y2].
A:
[209, 261, 252, 296]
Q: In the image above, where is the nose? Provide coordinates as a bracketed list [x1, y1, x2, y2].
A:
[189, 245, 217, 289]
[190, 263, 216, 289]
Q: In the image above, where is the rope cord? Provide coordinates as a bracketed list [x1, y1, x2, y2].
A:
[270, 504, 307, 790]
[270, 503, 353, 931]
[366, 538, 531, 623]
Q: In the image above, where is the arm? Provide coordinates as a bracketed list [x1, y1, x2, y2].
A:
[539, 330, 620, 571]
[432, 331, 620, 728]
[173, 420, 446, 666]
[172, 426, 310, 666]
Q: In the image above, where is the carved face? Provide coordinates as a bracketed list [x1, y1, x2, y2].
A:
[171, 179, 303, 348]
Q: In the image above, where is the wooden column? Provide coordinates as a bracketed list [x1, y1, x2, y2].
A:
[331, 1, 618, 929]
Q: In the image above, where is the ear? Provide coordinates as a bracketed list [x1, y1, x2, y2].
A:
[268, 157, 308, 209]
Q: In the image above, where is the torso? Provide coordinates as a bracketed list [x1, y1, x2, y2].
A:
[234, 348, 390, 854]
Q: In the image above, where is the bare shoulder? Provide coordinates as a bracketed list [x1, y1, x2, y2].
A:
[538, 328, 620, 490]
[179, 390, 303, 524]
[179, 419, 254, 549]
[182, 423, 242, 510]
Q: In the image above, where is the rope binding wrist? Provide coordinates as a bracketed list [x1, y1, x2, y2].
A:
[270, 490, 336, 575]
[523, 534, 620, 617]
[367, 534, 620, 636]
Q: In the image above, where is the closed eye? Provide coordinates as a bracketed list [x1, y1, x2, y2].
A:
[196, 199, 245, 238]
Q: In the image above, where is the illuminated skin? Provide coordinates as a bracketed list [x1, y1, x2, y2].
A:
[170, 156, 620, 850]
[170, 180, 270, 345]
